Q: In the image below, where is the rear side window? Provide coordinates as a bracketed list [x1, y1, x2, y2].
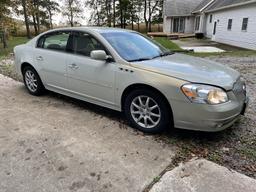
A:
[37, 31, 70, 51]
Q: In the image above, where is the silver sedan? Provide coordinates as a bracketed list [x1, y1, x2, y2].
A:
[14, 27, 248, 133]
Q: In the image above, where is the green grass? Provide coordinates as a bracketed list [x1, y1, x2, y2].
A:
[187, 50, 256, 58]
[154, 37, 182, 51]
[0, 37, 29, 59]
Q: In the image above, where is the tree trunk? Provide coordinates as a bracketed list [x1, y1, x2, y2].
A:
[70, 8, 74, 26]
[69, 0, 74, 27]
[148, 15, 152, 32]
[3, 29, 8, 48]
[120, 9, 123, 28]
[32, 14, 38, 35]
[143, 0, 148, 33]
[148, 0, 151, 32]
[113, 0, 116, 27]
[106, 0, 111, 27]
[35, 2, 40, 33]
[21, 0, 31, 39]
[49, 11, 53, 29]
[131, 0, 134, 30]
[33, 0, 40, 34]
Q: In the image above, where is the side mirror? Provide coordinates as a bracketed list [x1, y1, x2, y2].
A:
[90, 50, 107, 61]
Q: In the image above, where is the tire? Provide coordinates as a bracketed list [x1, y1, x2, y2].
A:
[22, 66, 45, 96]
[124, 89, 172, 133]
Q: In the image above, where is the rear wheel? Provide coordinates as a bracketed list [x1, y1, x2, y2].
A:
[23, 66, 45, 96]
[124, 89, 171, 133]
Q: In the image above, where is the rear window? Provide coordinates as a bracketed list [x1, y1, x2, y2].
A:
[37, 32, 70, 51]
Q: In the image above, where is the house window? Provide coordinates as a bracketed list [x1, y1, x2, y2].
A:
[210, 15, 212, 23]
[227, 19, 232, 30]
[242, 18, 248, 31]
[195, 16, 200, 31]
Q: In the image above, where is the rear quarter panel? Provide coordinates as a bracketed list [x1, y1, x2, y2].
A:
[14, 38, 38, 76]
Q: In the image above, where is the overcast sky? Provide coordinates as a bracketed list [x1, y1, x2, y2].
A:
[12, 0, 92, 26]
[53, 0, 91, 25]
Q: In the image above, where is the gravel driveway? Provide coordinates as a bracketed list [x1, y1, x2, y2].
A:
[0, 55, 256, 191]
[0, 74, 175, 192]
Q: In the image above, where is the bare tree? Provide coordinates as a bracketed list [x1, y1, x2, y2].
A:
[144, 0, 160, 32]
[43, 0, 60, 29]
[62, 0, 83, 27]
[21, 0, 32, 38]
[0, 0, 10, 47]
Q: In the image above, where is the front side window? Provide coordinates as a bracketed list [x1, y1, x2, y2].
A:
[242, 18, 248, 31]
[71, 32, 107, 57]
[227, 19, 232, 30]
[101, 32, 170, 62]
[38, 31, 70, 51]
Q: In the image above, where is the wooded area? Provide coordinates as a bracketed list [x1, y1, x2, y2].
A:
[0, 0, 164, 44]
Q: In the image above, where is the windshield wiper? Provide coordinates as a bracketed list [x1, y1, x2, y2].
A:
[161, 51, 174, 56]
[129, 51, 174, 62]
[128, 58, 152, 62]
[152, 51, 174, 59]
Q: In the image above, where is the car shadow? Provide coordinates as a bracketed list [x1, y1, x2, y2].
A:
[23, 88, 241, 145]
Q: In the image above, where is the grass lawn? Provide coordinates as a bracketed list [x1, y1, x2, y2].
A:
[188, 50, 256, 57]
[0, 37, 29, 59]
[153, 37, 182, 51]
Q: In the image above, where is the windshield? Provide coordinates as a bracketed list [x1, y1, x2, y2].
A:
[101, 32, 172, 62]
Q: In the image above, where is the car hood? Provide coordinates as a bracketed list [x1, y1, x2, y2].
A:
[130, 53, 240, 90]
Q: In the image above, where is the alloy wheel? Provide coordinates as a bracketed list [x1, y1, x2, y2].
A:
[130, 95, 161, 129]
[25, 70, 38, 92]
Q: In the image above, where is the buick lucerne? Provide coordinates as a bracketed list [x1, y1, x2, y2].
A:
[14, 27, 248, 133]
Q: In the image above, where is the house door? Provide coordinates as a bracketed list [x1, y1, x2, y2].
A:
[179, 18, 185, 33]
[173, 18, 179, 33]
[212, 21, 217, 40]
[173, 18, 185, 33]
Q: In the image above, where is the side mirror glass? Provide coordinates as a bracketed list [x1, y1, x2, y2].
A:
[90, 50, 107, 61]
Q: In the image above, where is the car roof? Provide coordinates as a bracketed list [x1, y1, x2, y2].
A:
[46, 26, 135, 34]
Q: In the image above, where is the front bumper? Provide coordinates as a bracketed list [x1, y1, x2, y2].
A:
[171, 93, 248, 132]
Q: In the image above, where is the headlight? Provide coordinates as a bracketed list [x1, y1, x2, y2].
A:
[181, 84, 228, 104]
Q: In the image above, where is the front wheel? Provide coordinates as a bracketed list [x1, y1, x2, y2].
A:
[124, 89, 171, 133]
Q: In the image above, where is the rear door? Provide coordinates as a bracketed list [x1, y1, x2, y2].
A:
[34, 31, 71, 90]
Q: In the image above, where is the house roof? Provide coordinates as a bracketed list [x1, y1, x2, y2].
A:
[164, 0, 204, 16]
[204, 0, 255, 12]
[164, 0, 256, 16]
[192, 0, 214, 13]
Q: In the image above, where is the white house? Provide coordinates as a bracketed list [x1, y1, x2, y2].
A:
[163, 0, 256, 50]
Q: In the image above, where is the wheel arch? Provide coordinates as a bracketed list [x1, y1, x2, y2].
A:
[21, 62, 35, 74]
[121, 83, 174, 125]
[21, 62, 44, 84]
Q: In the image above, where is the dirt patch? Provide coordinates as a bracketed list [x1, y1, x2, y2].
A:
[0, 55, 22, 81]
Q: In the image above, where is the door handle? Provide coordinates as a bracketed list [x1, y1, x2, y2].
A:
[68, 63, 79, 69]
[36, 56, 43, 61]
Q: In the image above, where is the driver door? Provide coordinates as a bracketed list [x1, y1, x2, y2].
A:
[66, 31, 116, 106]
